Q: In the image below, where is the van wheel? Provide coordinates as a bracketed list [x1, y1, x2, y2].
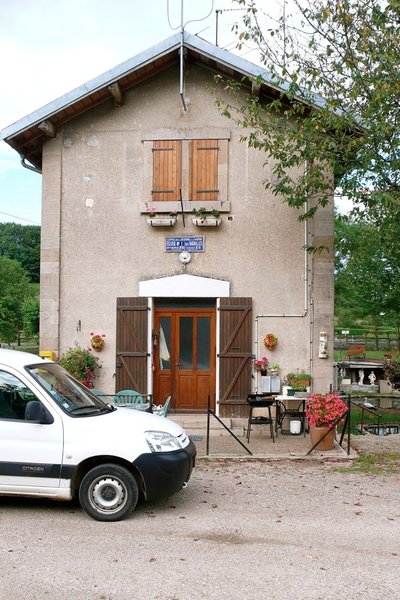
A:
[79, 464, 139, 522]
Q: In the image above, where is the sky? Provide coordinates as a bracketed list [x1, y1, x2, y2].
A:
[0, 0, 351, 225]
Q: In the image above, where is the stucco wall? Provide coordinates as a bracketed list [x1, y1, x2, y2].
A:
[40, 64, 334, 396]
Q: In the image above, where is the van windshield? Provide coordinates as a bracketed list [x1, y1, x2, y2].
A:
[27, 363, 113, 416]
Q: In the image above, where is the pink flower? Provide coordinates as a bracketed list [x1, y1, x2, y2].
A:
[306, 392, 348, 427]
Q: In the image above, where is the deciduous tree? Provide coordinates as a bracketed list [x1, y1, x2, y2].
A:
[217, 0, 399, 221]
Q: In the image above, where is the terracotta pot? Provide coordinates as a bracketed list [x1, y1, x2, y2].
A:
[309, 425, 336, 451]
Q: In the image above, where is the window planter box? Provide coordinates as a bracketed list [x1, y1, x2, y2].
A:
[192, 217, 221, 227]
[147, 217, 177, 227]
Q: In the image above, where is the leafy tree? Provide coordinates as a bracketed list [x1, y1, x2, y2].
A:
[0, 257, 31, 343]
[0, 223, 40, 283]
[216, 0, 399, 221]
[334, 212, 400, 341]
[21, 297, 40, 339]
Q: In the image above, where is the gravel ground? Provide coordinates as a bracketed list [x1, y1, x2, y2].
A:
[350, 430, 400, 455]
[0, 433, 399, 600]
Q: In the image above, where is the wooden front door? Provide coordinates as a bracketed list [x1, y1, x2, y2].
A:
[153, 304, 216, 411]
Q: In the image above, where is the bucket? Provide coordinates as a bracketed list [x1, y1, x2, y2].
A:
[290, 420, 301, 435]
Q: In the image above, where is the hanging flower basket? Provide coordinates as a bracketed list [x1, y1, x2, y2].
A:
[264, 333, 278, 350]
[90, 333, 106, 352]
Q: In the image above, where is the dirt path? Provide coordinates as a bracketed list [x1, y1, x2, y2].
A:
[1, 437, 399, 600]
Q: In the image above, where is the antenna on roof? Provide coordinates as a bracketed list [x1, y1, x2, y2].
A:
[167, 0, 215, 111]
[179, 0, 187, 111]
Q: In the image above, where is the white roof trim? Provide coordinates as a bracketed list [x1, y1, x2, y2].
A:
[139, 274, 230, 298]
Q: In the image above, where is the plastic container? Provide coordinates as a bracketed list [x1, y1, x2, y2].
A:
[290, 420, 301, 435]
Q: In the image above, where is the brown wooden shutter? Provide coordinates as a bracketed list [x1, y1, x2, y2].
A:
[190, 139, 219, 202]
[219, 297, 252, 418]
[116, 297, 149, 393]
[152, 140, 181, 201]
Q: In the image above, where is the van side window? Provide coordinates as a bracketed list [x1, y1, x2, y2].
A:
[0, 370, 38, 420]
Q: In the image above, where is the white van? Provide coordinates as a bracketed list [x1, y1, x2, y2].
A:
[0, 349, 196, 521]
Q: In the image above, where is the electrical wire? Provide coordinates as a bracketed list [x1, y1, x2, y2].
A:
[0, 210, 40, 225]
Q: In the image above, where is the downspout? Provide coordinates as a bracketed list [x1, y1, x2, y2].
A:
[179, 27, 187, 112]
[20, 154, 41, 174]
[255, 161, 312, 382]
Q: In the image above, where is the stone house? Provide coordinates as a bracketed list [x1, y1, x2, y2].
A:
[1, 32, 334, 417]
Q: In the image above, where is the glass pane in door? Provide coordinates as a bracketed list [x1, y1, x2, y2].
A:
[179, 317, 193, 369]
[197, 317, 210, 370]
[159, 317, 171, 370]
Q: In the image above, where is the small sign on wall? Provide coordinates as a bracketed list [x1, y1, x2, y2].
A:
[166, 236, 205, 253]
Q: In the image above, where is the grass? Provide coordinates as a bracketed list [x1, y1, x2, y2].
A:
[334, 349, 389, 361]
[336, 453, 400, 474]
[1, 343, 39, 355]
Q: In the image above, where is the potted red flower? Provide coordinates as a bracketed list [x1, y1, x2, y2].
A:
[253, 356, 269, 376]
[305, 392, 348, 450]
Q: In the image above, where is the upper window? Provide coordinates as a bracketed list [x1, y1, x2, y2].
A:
[152, 140, 182, 201]
[150, 139, 223, 203]
[189, 139, 219, 202]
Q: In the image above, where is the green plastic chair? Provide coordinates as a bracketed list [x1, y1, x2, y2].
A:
[162, 395, 171, 416]
[113, 390, 144, 406]
[153, 395, 171, 417]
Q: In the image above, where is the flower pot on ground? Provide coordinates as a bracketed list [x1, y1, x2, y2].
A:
[309, 426, 336, 451]
[305, 392, 348, 451]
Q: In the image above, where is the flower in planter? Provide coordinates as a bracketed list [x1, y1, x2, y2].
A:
[253, 356, 269, 372]
[305, 392, 348, 428]
[58, 346, 101, 388]
[146, 207, 157, 218]
[192, 207, 221, 222]
[286, 370, 311, 392]
[90, 332, 106, 352]
[264, 333, 278, 350]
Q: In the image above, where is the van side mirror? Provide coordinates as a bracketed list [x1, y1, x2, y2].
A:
[25, 401, 54, 424]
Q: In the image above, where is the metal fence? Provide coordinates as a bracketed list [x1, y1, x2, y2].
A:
[334, 334, 399, 351]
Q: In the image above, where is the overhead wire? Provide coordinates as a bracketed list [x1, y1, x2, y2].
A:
[0, 210, 40, 225]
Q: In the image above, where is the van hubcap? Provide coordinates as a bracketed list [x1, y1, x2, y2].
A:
[90, 476, 126, 513]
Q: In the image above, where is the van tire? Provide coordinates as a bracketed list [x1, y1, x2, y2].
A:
[79, 463, 139, 521]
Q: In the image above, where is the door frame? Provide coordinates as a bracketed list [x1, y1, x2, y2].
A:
[140, 274, 230, 416]
[152, 304, 216, 412]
